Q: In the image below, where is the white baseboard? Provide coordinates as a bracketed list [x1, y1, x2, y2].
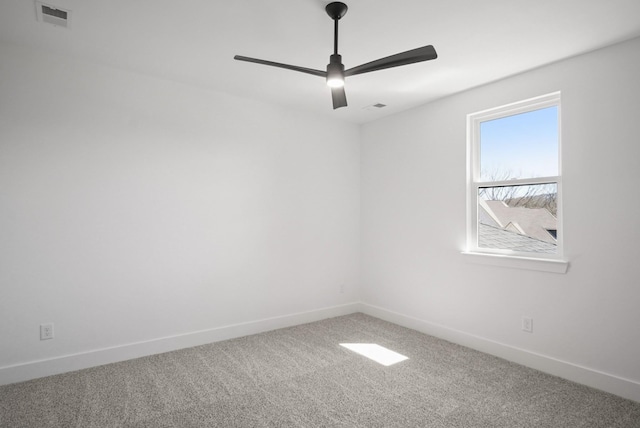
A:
[0, 302, 361, 386]
[359, 303, 640, 403]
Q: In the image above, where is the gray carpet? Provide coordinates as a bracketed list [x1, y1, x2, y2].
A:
[1, 313, 639, 427]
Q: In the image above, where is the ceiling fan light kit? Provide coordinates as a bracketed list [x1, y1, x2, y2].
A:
[326, 55, 345, 88]
[234, 2, 437, 110]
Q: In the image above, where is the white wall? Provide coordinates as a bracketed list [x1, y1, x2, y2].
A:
[360, 37, 640, 400]
[0, 42, 360, 381]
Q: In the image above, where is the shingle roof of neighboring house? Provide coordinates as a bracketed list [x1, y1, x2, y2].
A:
[478, 223, 557, 254]
[480, 199, 557, 244]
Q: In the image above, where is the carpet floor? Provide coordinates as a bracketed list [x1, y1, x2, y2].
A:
[1, 313, 639, 427]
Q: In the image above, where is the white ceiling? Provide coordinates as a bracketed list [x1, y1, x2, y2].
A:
[1, 0, 640, 124]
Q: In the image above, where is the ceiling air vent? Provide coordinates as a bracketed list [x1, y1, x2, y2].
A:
[35, 1, 71, 28]
[363, 103, 387, 112]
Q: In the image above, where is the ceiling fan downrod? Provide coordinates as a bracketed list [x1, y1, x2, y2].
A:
[326, 2, 348, 54]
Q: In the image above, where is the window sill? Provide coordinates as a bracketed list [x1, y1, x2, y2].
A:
[461, 251, 569, 274]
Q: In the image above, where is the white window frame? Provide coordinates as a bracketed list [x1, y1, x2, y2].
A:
[463, 92, 568, 273]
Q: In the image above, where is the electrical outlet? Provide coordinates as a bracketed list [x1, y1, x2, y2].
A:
[340, 284, 345, 294]
[522, 317, 533, 333]
[40, 323, 54, 340]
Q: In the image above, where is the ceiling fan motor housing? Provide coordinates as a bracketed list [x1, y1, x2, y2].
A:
[326, 54, 345, 86]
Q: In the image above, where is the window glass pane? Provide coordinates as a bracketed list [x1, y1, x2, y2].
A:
[478, 183, 557, 254]
[480, 106, 558, 181]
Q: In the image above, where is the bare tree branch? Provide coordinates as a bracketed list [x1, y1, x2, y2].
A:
[479, 169, 557, 216]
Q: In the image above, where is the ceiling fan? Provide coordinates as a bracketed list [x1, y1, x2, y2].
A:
[234, 2, 438, 110]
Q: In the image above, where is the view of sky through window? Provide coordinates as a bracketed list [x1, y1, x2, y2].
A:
[480, 106, 558, 181]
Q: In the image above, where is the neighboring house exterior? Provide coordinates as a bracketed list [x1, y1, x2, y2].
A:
[478, 199, 557, 253]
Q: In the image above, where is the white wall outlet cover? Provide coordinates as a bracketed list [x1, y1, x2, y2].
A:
[40, 323, 54, 340]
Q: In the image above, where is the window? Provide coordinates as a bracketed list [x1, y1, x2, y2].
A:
[465, 92, 566, 271]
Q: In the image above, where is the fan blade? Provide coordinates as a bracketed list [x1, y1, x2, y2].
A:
[344, 45, 437, 77]
[331, 86, 347, 109]
[234, 55, 326, 78]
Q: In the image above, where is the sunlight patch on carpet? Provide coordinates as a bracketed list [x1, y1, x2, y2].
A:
[340, 343, 409, 366]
